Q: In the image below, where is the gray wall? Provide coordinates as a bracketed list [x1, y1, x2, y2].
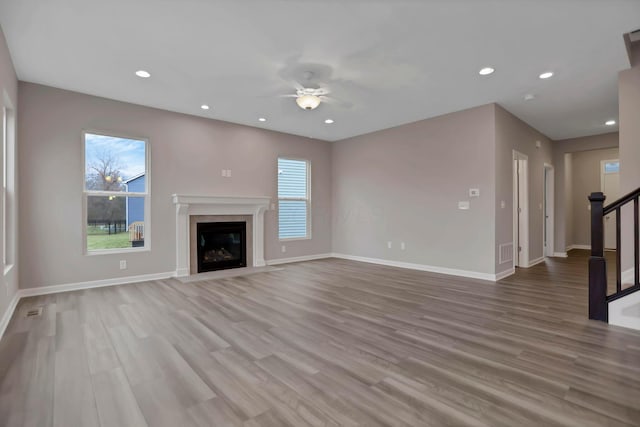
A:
[552, 132, 619, 252]
[18, 83, 332, 289]
[619, 66, 640, 270]
[494, 105, 553, 272]
[571, 147, 619, 247]
[332, 104, 497, 275]
[0, 25, 18, 325]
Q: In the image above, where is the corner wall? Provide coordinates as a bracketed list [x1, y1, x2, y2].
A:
[494, 105, 553, 271]
[17, 83, 332, 289]
[0, 24, 18, 333]
[332, 104, 497, 277]
[619, 66, 640, 271]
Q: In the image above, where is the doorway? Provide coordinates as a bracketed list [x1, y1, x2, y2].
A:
[544, 164, 554, 257]
[513, 151, 529, 267]
[601, 159, 620, 250]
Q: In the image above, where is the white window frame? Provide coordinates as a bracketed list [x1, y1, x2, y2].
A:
[82, 130, 151, 255]
[278, 157, 311, 241]
[2, 91, 16, 275]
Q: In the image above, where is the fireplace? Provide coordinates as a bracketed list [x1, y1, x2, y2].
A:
[173, 195, 270, 277]
[196, 221, 246, 273]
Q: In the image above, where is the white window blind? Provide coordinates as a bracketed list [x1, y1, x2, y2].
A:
[278, 158, 309, 239]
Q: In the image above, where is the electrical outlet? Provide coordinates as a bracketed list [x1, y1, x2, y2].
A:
[469, 188, 480, 197]
[119, 260, 127, 270]
[401, 242, 406, 250]
[281, 245, 286, 253]
[221, 169, 226, 177]
[226, 169, 232, 177]
[387, 241, 392, 249]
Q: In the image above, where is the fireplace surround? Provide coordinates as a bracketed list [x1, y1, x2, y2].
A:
[172, 195, 270, 277]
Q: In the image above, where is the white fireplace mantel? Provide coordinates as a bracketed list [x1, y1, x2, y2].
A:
[172, 194, 271, 277]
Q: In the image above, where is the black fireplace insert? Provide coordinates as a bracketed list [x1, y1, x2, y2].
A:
[196, 221, 246, 273]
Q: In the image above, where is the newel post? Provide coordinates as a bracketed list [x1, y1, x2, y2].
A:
[588, 192, 607, 321]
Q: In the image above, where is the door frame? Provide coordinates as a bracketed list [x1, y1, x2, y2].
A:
[544, 163, 555, 257]
[513, 150, 529, 268]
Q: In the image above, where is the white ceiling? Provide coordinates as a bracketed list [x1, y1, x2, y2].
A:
[1, 0, 638, 141]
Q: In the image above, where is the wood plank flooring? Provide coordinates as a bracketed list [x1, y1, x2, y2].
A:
[1, 250, 640, 426]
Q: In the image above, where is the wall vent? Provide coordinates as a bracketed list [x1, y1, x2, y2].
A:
[499, 243, 514, 264]
[25, 307, 43, 317]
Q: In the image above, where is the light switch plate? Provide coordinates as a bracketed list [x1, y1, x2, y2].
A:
[469, 188, 480, 197]
[458, 201, 470, 210]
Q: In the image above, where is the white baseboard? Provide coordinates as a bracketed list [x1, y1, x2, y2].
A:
[18, 271, 176, 298]
[571, 244, 591, 250]
[495, 268, 515, 281]
[0, 291, 20, 341]
[266, 253, 332, 266]
[553, 252, 568, 258]
[565, 245, 574, 251]
[527, 257, 545, 267]
[331, 253, 502, 281]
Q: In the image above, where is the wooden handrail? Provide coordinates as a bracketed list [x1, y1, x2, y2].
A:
[603, 187, 640, 214]
[589, 188, 640, 322]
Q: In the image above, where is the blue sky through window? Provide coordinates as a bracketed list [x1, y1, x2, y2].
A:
[85, 133, 146, 181]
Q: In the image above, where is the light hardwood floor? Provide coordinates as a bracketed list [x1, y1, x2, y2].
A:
[1, 250, 640, 426]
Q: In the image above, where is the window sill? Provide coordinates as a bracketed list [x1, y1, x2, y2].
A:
[279, 236, 312, 242]
[86, 247, 150, 256]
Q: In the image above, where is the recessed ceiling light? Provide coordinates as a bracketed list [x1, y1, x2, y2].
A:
[324, 119, 334, 124]
[200, 104, 210, 110]
[135, 70, 151, 78]
[524, 94, 535, 101]
[539, 71, 554, 79]
[605, 120, 616, 126]
[479, 67, 495, 76]
[258, 117, 267, 122]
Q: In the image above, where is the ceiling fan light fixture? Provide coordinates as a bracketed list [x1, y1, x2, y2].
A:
[296, 94, 321, 110]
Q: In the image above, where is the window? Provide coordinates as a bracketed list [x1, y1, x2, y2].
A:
[2, 107, 7, 266]
[2, 100, 15, 269]
[604, 161, 620, 174]
[84, 132, 149, 252]
[278, 158, 310, 239]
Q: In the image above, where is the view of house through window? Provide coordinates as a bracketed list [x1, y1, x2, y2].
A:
[84, 133, 148, 252]
[278, 158, 310, 239]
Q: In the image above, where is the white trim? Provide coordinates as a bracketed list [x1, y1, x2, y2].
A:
[543, 164, 555, 257]
[266, 253, 332, 265]
[0, 291, 20, 341]
[527, 256, 545, 267]
[18, 271, 176, 298]
[565, 245, 575, 251]
[172, 194, 270, 276]
[331, 253, 502, 281]
[495, 268, 515, 281]
[571, 244, 591, 250]
[513, 151, 529, 268]
[553, 252, 568, 258]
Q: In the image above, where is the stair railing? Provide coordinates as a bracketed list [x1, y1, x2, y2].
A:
[588, 188, 640, 322]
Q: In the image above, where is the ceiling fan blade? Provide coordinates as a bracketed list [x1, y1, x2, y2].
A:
[291, 80, 305, 91]
[320, 95, 353, 109]
[278, 94, 298, 98]
[313, 87, 331, 96]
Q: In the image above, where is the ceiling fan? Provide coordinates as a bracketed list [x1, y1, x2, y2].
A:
[280, 71, 346, 110]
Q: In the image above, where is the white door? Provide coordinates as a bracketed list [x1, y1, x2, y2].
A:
[513, 151, 529, 267]
[602, 159, 620, 250]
